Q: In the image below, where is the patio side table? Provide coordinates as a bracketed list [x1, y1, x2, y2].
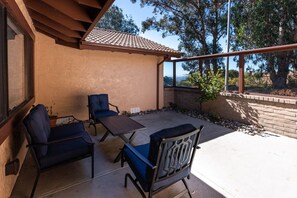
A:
[98, 115, 145, 163]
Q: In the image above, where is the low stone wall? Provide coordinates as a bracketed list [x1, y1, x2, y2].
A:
[164, 87, 297, 138]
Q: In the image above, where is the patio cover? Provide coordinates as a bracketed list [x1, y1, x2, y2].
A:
[24, 0, 115, 48]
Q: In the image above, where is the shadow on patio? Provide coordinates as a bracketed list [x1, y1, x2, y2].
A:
[12, 111, 297, 198]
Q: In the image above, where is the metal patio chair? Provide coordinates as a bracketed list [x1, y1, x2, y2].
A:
[88, 94, 119, 135]
[122, 124, 203, 198]
[23, 104, 94, 198]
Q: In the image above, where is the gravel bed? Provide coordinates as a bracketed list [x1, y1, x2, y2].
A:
[128, 108, 265, 136]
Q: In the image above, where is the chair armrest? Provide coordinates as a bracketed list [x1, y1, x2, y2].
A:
[109, 103, 120, 113]
[27, 134, 94, 148]
[124, 144, 156, 169]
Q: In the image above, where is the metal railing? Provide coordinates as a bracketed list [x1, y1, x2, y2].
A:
[167, 43, 297, 93]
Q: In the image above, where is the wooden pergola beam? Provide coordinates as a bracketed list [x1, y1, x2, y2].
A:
[42, 0, 92, 23]
[238, 55, 245, 94]
[75, 0, 102, 9]
[30, 11, 81, 38]
[26, 0, 86, 32]
[82, 0, 115, 40]
[34, 21, 78, 43]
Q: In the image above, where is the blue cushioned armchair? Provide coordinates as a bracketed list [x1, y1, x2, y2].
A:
[122, 124, 203, 198]
[23, 104, 94, 198]
[88, 94, 119, 135]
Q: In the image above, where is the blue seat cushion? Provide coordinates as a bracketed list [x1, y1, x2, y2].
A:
[124, 144, 151, 192]
[39, 132, 93, 169]
[93, 110, 118, 121]
[124, 143, 191, 192]
[49, 122, 85, 141]
[23, 104, 51, 157]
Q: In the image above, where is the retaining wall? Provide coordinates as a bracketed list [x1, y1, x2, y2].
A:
[164, 87, 297, 138]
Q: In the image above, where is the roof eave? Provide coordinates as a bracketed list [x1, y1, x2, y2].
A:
[81, 0, 115, 41]
[80, 41, 182, 58]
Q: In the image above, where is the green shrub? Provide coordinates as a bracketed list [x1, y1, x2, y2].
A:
[189, 69, 224, 111]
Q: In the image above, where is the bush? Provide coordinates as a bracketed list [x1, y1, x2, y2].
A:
[189, 69, 224, 110]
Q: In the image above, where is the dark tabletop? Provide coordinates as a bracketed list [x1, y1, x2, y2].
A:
[99, 115, 145, 136]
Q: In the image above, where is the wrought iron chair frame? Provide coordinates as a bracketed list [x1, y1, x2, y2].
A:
[24, 124, 94, 198]
[122, 126, 203, 198]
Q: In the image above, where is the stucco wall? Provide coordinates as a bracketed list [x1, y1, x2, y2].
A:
[164, 88, 297, 139]
[35, 33, 164, 119]
[0, 0, 35, 197]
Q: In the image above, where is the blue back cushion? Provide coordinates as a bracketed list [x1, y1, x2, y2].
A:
[88, 94, 109, 115]
[23, 104, 51, 157]
[148, 124, 196, 166]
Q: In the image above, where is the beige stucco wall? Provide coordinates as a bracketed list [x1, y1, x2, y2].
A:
[0, 0, 35, 197]
[35, 33, 164, 119]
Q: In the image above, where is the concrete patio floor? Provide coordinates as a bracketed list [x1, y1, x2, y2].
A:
[12, 111, 297, 198]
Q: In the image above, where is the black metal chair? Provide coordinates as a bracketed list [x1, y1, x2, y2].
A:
[122, 124, 203, 198]
[23, 104, 94, 198]
[88, 94, 119, 135]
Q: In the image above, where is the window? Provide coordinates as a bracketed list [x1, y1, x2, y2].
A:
[0, 5, 34, 124]
[7, 16, 26, 111]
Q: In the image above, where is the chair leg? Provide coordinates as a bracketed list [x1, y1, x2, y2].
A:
[91, 149, 94, 178]
[148, 190, 152, 198]
[92, 124, 97, 136]
[30, 170, 40, 198]
[88, 119, 97, 136]
[125, 173, 146, 198]
[121, 152, 125, 167]
[182, 178, 192, 198]
[99, 131, 110, 142]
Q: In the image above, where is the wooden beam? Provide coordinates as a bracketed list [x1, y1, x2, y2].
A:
[56, 39, 79, 49]
[42, 0, 92, 23]
[172, 43, 297, 62]
[199, 59, 203, 76]
[82, 0, 115, 40]
[30, 11, 81, 38]
[75, 0, 102, 9]
[239, 54, 245, 94]
[2, 0, 35, 39]
[26, 0, 86, 32]
[34, 21, 78, 43]
[173, 62, 176, 87]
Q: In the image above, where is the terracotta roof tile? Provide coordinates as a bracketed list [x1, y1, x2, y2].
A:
[84, 28, 182, 57]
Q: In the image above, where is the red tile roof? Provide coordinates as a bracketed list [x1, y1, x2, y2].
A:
[81, 28, 182, 57]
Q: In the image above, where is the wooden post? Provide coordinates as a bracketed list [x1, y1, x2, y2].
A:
[239, 54, 245, 93]
[173, 61, 176, 87]
[199, 59, 203, 76]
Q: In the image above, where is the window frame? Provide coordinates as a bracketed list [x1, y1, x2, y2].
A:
[0, 0, 35, 145]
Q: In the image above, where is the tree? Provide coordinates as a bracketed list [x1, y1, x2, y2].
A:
[231, 0, 297, 89]
[96, 5, 140, 35]
[164, 76, 173, 86]
[131, 0, 228, 72]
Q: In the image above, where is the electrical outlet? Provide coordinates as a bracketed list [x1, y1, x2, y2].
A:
[130, 107, 140, 114]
